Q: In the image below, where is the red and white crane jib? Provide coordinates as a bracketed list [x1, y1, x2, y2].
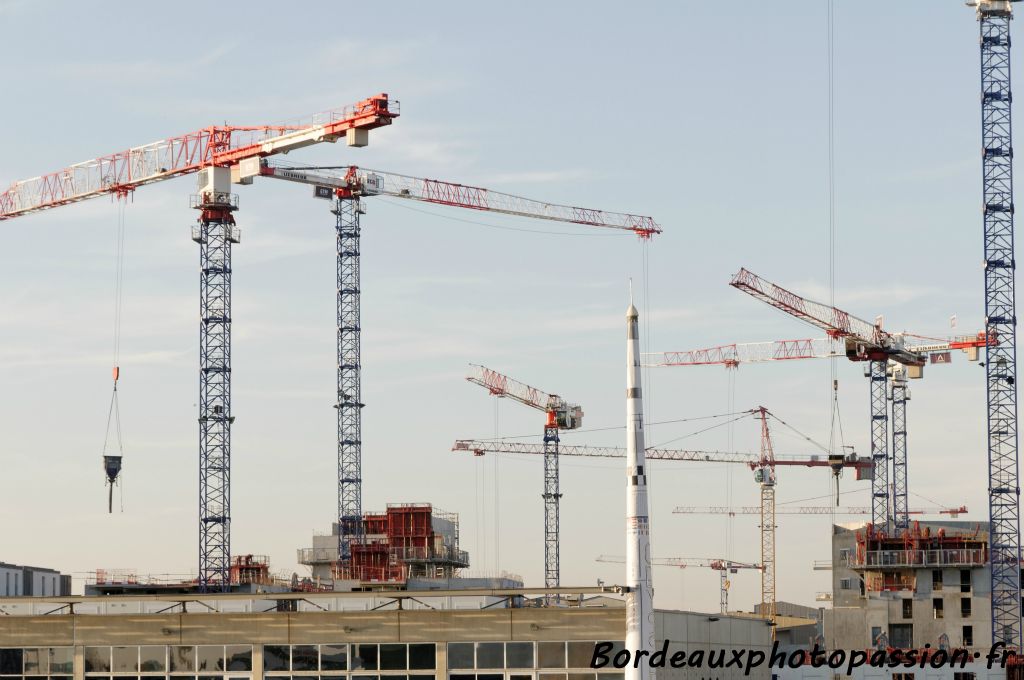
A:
[451, 438, 869, 470]
[595, 555, 763, 571]
[464, 364, 584, 430]
[729, 268, 925, 367]
[644, 337, 839, 368]
[0, 94, 398, 220]
[673, 505, 969, 517]
[644, 333, 995, 369]
[250, 160, 662, 238]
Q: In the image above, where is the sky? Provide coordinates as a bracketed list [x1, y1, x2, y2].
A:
[0, 0, 1004, 613]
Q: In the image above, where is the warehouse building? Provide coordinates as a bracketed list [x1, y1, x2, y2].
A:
[0, 588, 772, 680]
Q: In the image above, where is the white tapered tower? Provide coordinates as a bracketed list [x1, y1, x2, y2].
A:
[625, 302, 655, 680]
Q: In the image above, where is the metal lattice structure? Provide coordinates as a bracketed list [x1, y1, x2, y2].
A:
[868, 360, 890, 534]
[673, 505, 968, 516]
[542, 426, 561, 590]
[890, 367, 909, 533]
[974, 0, 1022, 650]
[756, 408, 777, 636]
[192, 190, 239, 592]
[335, 198, 364, 560]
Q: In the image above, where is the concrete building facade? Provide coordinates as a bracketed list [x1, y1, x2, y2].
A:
[825, 521, 991, 653]
[0, 562, 70, 597]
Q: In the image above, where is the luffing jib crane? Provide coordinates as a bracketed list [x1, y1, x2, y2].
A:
[646, 330, 991, 537]
[596, 555, 762, 614]
[0, 94, 399, 591]
[728, 268, 994, 538]
[969, 0, 1023, 651]
[236, 160, 659, 578]
[464, 364, 583, 593]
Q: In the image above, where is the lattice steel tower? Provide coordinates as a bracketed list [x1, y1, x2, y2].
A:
[334, 197, 364, 561]
[890, 366, 909, 533]
[972, 0, 1022, 650]
[542, 423, 561, 590]
[192, 167, 239, 592]
[868, 360, 890, 534]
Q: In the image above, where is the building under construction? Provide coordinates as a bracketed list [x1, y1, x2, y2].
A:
[299, 504, 472, 585]
[826, 520, 992, 652]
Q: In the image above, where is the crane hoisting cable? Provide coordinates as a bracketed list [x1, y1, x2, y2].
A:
[101, 200, 128, 513]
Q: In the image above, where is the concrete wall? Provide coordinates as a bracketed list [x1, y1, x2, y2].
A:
[0, 566, 22, 596]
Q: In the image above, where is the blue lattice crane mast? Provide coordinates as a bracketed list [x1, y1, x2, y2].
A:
[969, 0, 1023, 651]
[0, 93, 399, 591]
[465, 364, 584, 592]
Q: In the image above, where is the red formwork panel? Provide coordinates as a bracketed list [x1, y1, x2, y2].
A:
[387, 505, 433, 539]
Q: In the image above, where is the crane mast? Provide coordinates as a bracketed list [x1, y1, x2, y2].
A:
[972, 0, 1023, 650]
[0, 94, 399, 591]
[240, 163, 657, 581]
[463, 364, 582, 595]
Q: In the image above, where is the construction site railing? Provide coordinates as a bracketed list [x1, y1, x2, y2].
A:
[848, 549, 987, 569]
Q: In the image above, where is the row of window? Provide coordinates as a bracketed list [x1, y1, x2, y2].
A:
[1, 642, 624, 677]
[900, 598, 973, 619]
[84, 647, 254, 674]
[447, 642, 620, 670]
[451, 674, 622, 680]
[879, 624, 974, 648]
[264, 645, 434, 672]
[0, 649, 73, 675]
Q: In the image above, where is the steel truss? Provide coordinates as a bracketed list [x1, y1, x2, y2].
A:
[335, 198, 364, 561]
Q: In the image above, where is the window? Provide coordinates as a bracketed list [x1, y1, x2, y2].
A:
[170, 646, 196, 673]
[902, 599, 913, 619]
[320, 644, 348, 671]
[889, 623, 914, 649]
[567, 643, 599, 668]
[839, 548, 850, 563]
[933, 570, 943, 591]
[352, 644, 379, 671]
[538, 642, 566, 669]
[506, 643, 534, 669]
[408, 644, 435, 671]
[871, 627, 882, 646]
[448, 644, 474, 670]
[475, 643, 504, 669]
[934, 598, 944, 619]
[839, 578, 852, 590]
[378, 644, 406, 671]
[955, 673, 977, 680]
[84, 648, 111, 673]
[961, 570, 972, 593]
[961, 598, 972, 617]
[964, 626, 974, 646]
[893, 674, 916, 680]
[0, 649, 24, 675]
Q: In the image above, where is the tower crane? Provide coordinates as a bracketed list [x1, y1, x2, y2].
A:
[0, 93, 399, 591]
[595, 555, 762, 614]
[727, 268, 995, 537]
[968, 0, 1022, 651]
[232, 161, 660, 575]
[463, 364, 583, 592]
[455, 411, 866, 628]
[645, 331, 991, 536]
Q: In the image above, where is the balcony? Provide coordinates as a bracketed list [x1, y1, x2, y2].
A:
[847, 548, 987, 570]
